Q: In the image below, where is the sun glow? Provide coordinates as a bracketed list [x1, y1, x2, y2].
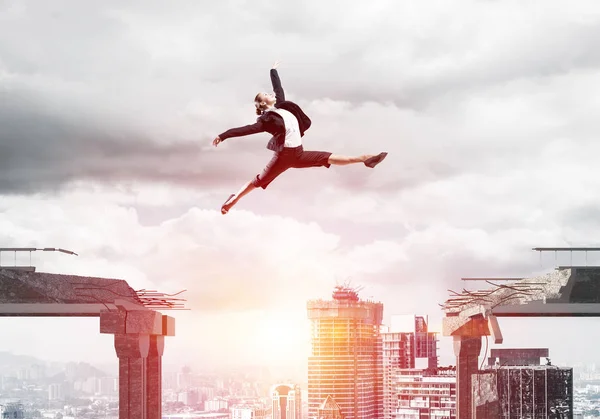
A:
[252, 314, 311, 366]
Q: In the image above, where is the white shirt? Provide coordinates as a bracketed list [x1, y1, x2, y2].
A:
[266, 107, 302, 148]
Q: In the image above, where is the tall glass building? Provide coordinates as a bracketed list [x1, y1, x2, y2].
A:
[307, 285, 384, 419]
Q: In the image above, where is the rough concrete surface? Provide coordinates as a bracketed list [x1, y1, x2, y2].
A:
[0, 268, 142, 305]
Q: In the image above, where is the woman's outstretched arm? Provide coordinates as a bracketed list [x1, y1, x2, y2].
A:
[213, 119, 266, 146]
[270, 61, 285, 103]
[219, 120, 265, 140]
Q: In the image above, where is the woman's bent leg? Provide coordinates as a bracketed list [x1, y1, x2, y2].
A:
[221, 153, 291, 214]
[221, 181, 257, 214]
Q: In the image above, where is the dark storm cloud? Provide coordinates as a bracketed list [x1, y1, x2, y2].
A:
[0, 89, 263, 193]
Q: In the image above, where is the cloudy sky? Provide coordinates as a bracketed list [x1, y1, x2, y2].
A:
[2, 0, 600, 377]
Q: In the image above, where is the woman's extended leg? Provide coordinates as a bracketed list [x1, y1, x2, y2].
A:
[290, 149, 388, 170]
[328, 152, 388, 167]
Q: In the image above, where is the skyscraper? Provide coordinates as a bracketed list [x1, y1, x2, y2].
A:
[272, 384, 302, 419]
[307, 284, 384, 419]
[382, 314, 438, 370]
[382, 315, 453, 419]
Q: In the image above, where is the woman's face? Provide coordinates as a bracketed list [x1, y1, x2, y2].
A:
[256, 92, 276, 106]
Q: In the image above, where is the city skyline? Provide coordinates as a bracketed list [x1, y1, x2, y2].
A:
[3, 288, 598, 418]
[2, 271, 600, 372]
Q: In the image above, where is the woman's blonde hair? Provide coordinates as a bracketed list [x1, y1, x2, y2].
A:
[254, 93, 267, 115]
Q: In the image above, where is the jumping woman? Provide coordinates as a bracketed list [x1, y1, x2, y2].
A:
[212, 61, 388, 214]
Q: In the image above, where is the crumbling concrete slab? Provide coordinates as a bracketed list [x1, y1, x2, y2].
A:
[0, 268, 141, 305]
[443, 268, 572, 316]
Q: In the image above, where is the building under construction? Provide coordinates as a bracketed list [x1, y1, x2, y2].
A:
[307, 284, 384, 419]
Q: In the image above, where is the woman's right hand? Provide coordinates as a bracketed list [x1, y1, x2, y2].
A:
[212, 136, 222, 147]
[272, 60, 281, 69]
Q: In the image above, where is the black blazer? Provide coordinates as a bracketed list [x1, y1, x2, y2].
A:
[218, 69, 312, 152]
